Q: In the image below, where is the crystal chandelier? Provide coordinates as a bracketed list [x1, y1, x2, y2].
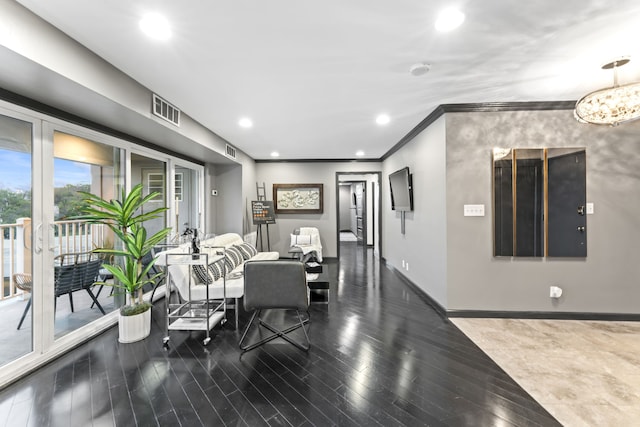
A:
[574, 58, 640, 126]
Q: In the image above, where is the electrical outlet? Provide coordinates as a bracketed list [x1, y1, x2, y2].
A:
[406, 262, 409, 271]
[402, 260, 405, 268]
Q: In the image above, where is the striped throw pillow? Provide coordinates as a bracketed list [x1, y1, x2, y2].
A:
[192, 264, 210, 284]
[192, 255, 227, 284]
[207, 259, 226, 281]
[225, 246, 244, 268]
[235, 242, 258, 260]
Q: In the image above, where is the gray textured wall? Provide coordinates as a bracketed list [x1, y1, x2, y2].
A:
[445, 109, 640, 313]
[382, 117, 448, 306]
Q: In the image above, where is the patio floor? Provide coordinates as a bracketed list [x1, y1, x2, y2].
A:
[0, 286, 117, 366]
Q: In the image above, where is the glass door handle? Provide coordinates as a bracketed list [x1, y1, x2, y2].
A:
[34, 223, 43, 254]
[48, 224, 57, 252]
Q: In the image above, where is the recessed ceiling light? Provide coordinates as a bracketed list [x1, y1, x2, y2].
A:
[376, 114, 390, 125]
[270, 151, 280, 157]
[355, 150, 365, 157]
[139, 12, 172, 41]
[435, 8, 465, 32]
[238, 117, 253, 128]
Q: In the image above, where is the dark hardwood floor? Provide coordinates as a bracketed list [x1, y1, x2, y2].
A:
[0, 243, 560, 426]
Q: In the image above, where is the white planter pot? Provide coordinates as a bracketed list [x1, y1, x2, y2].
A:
[118, 307, 151, 343]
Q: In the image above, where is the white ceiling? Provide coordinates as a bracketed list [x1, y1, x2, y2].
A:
[16, 0, 640, 160]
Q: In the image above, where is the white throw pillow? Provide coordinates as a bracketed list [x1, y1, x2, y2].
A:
[290, 234, 312, 246]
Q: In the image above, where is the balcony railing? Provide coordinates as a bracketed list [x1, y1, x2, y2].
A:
[1, 218, 108, 301]
[1, 222, 18, 301]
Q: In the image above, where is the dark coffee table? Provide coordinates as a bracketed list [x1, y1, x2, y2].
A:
[306, 266, 329, 305]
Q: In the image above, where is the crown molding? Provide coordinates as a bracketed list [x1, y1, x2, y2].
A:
[380, 101, 576, 161]
[254, 158, 380, 163]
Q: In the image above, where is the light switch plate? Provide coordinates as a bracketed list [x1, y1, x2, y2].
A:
[464, 204, 485, 217]
[586, 202, 594, 214]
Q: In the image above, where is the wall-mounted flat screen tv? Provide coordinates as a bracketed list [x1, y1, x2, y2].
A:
[389, 167, 413, 211]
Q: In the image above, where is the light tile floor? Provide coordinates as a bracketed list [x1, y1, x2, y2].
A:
[452, 318, 640, 426]
[340, 231, 358, 242]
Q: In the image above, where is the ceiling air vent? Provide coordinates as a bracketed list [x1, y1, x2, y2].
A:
[225, 144, 237, 159]
[152, 94, 180, 126]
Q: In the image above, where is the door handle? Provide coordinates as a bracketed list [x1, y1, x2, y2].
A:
[577, 205, 585, 216]
[577, 226, 585, 232]
[34, 223, 43, 254]
[48, 224, 57, 252]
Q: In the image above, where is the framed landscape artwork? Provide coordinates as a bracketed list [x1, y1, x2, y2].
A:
[273, 183, 323, 214]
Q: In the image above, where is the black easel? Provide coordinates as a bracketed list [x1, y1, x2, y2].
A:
[255, 182, 272, 251]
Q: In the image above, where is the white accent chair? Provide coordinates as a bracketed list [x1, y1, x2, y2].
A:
[288, 227, 323, 263]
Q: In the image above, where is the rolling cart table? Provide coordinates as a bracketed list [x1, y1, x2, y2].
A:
[163, 252, 226, 346]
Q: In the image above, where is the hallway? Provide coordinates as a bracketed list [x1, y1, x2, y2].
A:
[0, 244, 558, 426]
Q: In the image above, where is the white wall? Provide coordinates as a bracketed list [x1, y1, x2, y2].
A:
[338, 185, 352, 231]
[204, 157, 257, 237]
[213, 164, 243, 235]
[255, 162, 381, 257]
[366, 177, 377, 246]
[241, 154, 258, 236]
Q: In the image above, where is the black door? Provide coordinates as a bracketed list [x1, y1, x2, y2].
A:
[547, 150, 587, 257]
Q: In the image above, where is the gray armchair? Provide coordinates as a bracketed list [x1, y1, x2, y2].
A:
[16, 252, 105, 330]
[239, 260, 310, 352]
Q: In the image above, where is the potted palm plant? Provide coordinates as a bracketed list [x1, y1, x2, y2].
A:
[78, 183, 172, 343]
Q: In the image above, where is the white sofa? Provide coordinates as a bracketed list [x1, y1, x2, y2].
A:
[154, 233, 279, 326]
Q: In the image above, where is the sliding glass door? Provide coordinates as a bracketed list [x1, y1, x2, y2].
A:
[0, 101, 205, 386]
[0, 112, 37, 367]
[51, 131, 123, 340]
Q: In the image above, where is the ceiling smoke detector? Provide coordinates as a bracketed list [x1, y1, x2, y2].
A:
[410, 63, 430, 76]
